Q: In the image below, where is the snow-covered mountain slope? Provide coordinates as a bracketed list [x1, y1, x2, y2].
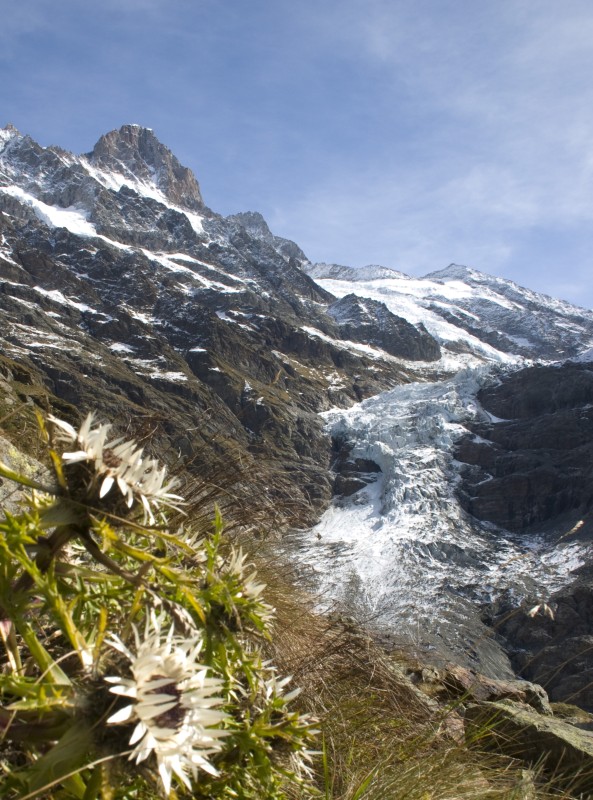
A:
[304, 262, 593, 365]
[2, 123, 593, 687]
[0, 124, 438, 524]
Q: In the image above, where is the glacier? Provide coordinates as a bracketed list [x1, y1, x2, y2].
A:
[289, 366, 588, 674]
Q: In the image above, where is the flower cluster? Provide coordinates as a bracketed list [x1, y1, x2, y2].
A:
[0, 410, 318, 799]
[105, 613, 228, 794]
[49, 413, 184, 523]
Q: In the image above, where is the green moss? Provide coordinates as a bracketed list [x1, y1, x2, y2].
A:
[550, 702, 593, 724]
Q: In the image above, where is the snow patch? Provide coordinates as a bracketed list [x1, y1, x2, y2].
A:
[571, 346, 593, 363]
[109, 342, 135, 354]
[141, 250, 243, 293]
[0, 186, 97, 236]
[150, 371, 188, 383]
[301, 325, 394, 360]
[33, 286, 98, 314]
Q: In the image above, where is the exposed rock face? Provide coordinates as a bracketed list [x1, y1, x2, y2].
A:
[329, 434, 382, 498]
[88, 124, 204, 210]
[485, 563, 593, 711]
[226, 211, 309, 265]
[327, 293, 441, 361]
[0, 124, 437, 526]
[456, 363, 593, 531]
[454, 362, 593, 709]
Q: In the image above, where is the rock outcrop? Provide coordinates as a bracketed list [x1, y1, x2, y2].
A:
[484, 564, 593, 712]
[465, 700, 593, 793]
[327, 293, 441, 361]
[456, 363, 593, 531]
[0, 124, 438, 527]
[454, 362, 593, 710]
[87, 124, 205, 210]
[226, 210, 309, 266]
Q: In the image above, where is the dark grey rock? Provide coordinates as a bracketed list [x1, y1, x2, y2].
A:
[327, 293, 441, 362]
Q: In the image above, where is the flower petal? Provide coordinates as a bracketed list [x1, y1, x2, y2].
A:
[100, 475, 115, 498]
[107, 704, 135, 724]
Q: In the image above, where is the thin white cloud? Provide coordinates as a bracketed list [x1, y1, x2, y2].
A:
[264, 0, 593, 307]
[2, 0, 592, 307]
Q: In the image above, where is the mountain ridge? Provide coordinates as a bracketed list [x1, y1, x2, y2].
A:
[2, 124, 593, 697]
[0, 123, 441, 527]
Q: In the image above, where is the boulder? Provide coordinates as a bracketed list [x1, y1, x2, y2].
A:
[465, 700, 593, 794]
[441, 664, 552, 715]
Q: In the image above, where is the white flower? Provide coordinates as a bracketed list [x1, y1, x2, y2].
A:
[260, 665, 302, 706]
[255, 662, 319, 781]
[222, 547, 275, 624]
[49, 413, 184, 523]
[105, 612, 228, 794]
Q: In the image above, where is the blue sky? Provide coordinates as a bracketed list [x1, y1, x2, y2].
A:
[2, 0, 593, 309]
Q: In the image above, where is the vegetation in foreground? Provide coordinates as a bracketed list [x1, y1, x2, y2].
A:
[0, 407, 589, 799]
[0, 412, 316, 798]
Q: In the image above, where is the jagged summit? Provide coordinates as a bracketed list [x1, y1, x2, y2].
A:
[425, 263, 479, 281]
[0, 123, 22, 150]
[227, 209, 309, 265]
[306, 263, 409, 281]
[227, 210, 272, 239]
[87, 124, 204, 211]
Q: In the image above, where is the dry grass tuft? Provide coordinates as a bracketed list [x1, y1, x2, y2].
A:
[252, 550, 583, 800]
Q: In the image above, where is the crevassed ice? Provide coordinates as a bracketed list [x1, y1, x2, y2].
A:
[292, 367, 586, 662]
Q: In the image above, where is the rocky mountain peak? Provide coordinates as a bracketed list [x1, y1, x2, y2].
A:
[1, 123, 20, 137]
[0, 123, 23, 153]
[227, 210, 273, 240]
[227, 209, 309, 265]
[425, 263, 479, 282]
[87, 124, 204, 210]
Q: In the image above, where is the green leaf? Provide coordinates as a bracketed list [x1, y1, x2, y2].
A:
[24, 721, 92, 796]
[81, 765, 103, 800]
[38, 500, 85, 529]
[0, 460, 52, 492]
[4, 682, 73, 713]
[350, 767, 379, 800]
[18, 621, 71, 685]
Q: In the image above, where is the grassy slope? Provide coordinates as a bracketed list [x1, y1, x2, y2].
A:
[0, 378, 585, 800]
[256, 551, 581, 800]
